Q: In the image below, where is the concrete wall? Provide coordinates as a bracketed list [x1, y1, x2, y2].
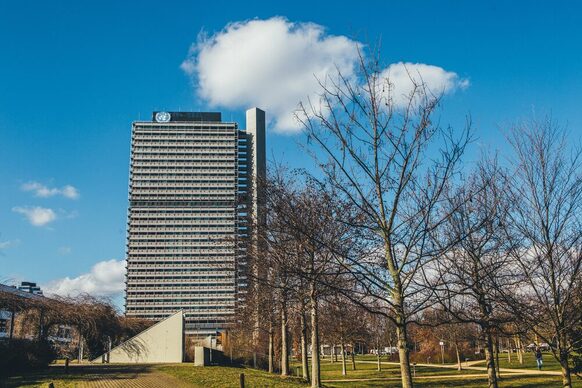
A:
[193, 346, 228, 366]
[96, 311, 183, 363]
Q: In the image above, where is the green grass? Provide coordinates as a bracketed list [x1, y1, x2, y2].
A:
[291, 358, 483, 380]
[496, 351, 564, 371]
[325, 375, 578, 387]
[157, 364, 306, 387]
[2, 358, 580, 388]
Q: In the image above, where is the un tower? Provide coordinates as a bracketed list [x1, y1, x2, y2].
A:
[124, 108, 265, 337]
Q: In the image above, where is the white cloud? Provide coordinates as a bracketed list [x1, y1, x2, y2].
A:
[0, 239, 20, 250]
[379, 62, 469, 108]
[12, 206, 57, 226]
[22, 181, 80, 199]
[182, 17, 469, 134]
[57, 246, 72, 255]
[182, 17, 360, 133]
[44, 259, 126, 298]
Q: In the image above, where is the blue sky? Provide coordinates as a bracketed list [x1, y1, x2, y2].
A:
[1, 1, 581, 306]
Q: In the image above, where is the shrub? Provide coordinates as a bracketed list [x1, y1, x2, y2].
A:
[0, 339, 57, 375]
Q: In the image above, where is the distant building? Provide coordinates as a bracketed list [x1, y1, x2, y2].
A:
[124, 109, 265, 337]
[18, 281, 43, 295]
[0, 283, 47, 340]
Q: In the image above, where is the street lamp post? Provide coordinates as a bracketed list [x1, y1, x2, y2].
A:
[439, 340, 445, 364]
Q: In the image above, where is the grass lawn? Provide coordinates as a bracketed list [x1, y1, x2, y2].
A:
[326, 375, 579, 387]
[291, 358, 484, 380]
[158, 364, 306, 387]
[2, 360, 580, 387]
[496, 351, 564, 371]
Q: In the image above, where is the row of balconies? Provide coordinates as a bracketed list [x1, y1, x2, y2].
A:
[125, 284, 236, 291]
[127, 300, 236, 311]
[132, 126, 237, 132]
[127, 250, 235, 256]
[133, 125, 237, 131]
[127, 268, 235, 274]
[127, 310, 235, 317]
[127, 235, 236, 241]
[127, 298, 236, 306]
[131, 174, 243, 180]
[129, 220, 235, 226]
[131, 182, 236, 188]
[131, 146, 238, 154]
[127, 237, 235, 243]
[129, 216, 235, 221]
[133, 135, 236, 141]
[126, 248, 236, 254]
[132, 129, 237, 135]
[127, 233, 234, 238]
[129, 195, 236, 201]
[127, 264, 235, 270]
[129, 208, 235, 213]
[127, 245, 235, 251]
[126, 303, 235, 309]
[127, 267, 234, 273]
[126, 255, 240, 260]
[126, 280, 235, 286]
[127, 261, 237, 266]
[130, 167, 240, 173]
[129, 224, 236, 233]
[126, 289, 237, 295]
[129, 256, 236, 267]
[131, 161, 236, 167]
[131, 180, 236, 186]
[128, 219, 236, 224]
[132, 142, 236, 148]
[132, 153, 235, 160]
[129, 188, 236, 193]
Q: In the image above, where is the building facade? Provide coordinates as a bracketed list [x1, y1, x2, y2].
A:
[124, 109, 265, 336]
[18, 281, 43, 295]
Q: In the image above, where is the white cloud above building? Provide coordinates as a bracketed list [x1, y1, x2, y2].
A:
[182, 17, 469, 133]
[44, 259, 126, 298]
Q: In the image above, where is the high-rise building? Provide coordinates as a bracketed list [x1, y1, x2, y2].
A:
[124, 108, 265, 336]
[18, 281, 43, 295]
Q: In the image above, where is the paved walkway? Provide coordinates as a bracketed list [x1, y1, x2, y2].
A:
[49, 365, 190, 388]
[356, 360, 562, 376]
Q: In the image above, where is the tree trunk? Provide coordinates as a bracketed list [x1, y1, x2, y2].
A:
[300, 308, 310, 382]
[506, 338, 511, 364]
[493, 338, 501, 379]
[281, 304, 289, 376]
[78, 333, 84, 362]
[351, 343, 356, 370]
[515, 336, 523, 365]
[559, 348, 573, 388]
[330, 345, 334, 363]
[455, 342, 462, 371]
[396, 321, 413, 388]
[376, 337, 381, 371]
[340, 342, 347, 376]
[8, 309, 15, 345]
[310, 283, 321, 388]
[484, 329, 499, 388]
[37, 309, 44, 341]
[268, 322, 274, 373]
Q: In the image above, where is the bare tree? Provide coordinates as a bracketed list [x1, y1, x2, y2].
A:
[297, 46, 470, 387]
[264, 172, 353, 387]
[428, 158, 515, 388]
[504, 117, 582, 387]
